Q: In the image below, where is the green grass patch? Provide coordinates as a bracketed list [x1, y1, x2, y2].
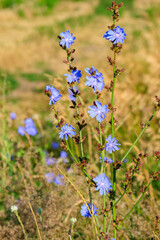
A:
[0, 0, 60, 11]
[0, 71, 19, 94]
[21, 70, 53, 82]
[146, 5, 160, 21]
[0, 0, 23, 8]
[36, 25, 54, 38]
[56, 15, 93, 32]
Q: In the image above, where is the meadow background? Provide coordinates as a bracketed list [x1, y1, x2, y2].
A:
[0, 0, 160, 239]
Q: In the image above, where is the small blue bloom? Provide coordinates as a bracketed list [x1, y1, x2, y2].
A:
[85, 67, 104, 92]
[58, 123, 76, 140]
[60, 151, 68, 159]
[17, 126, 25, 136]
[48, 86, 62, 105]
[103, 26, 126, 44]
[53, 175, 65, 185]
[24, 118, 34, 128]
[81, 202, 98, 218]
[88, 101, 109, 122]
[64, 69, 82, 84]
[46, 157, 56, 166]
[68, 86, 78, 102]
[85, 66, 98, 75]
[93, 173, 112, 195]
[26, 126, 38, 136]
[105, 135, 121, 154]
[51, 142, 59, 149]
[45, 172, 55, 183]
[24, 118, 38, 136]
[99, 156, 113, 164]
[60, 30, 76, 48]
[10, 112, 16, 120]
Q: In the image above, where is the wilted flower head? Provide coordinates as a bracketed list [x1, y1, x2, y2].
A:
[60, 30, 76, 48]
[11, 205, 18, 212]
[88, 101, 109, 122]
[81, 202, 98, 218]
[103, 26, 126, 44]
[93, 173, 112, 195]
[64, 69, 82, 84]
[105, 135, 121, 154]
[10, 112, 16, 120]
[58, 123, 76, 140]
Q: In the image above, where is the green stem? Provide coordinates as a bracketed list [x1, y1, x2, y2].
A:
[107, 109, 158, 214]
[99, 123, 106, 232]
[88, 183, 101, 236]
[66, 140, 95, 184]
[107, 214, 112, 235]
[121, 110, 157, 163]
[74, 85, 84, 158]
[109, 190, 126, 213]
[94, 215, 102, 232]
[66, 49, 71, 70]
[99, 123, 105, 174]
[66, 140, 79, 164]
[122, 158, 160, 222]
[15, 212, 28, 240]
[111, 50, 117, 239]
[53, 105, 60, 123]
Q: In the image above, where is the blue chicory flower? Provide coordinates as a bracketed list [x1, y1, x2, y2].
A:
[24, 118, 35, 128]
[25, 118, 38, 136]
[99, 156, 113, 164]
[25, 126, 38, 136]
[10, 112, 16, 120]
[51, 142, 59, 149]
[46, 156, 56, 166]
[103, 26, 126, 44]
[60, 151, 68, 159]
[64, 69, 82, 84]
[17, 126, 25, 136]
[105, 135, 121, 154]
[85, 66, 99, 75]
[88, 101, 109, 122]
[85, 67, 104, 92]
[60, 30, 76, 48]
[45, 172, 55, 183]
[47, 86, 62, 105]
[58, 123, 76, 140]
[93, 173, 112, 195]
[81, 202, 98, 218]
[53, 175, 65, 185]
